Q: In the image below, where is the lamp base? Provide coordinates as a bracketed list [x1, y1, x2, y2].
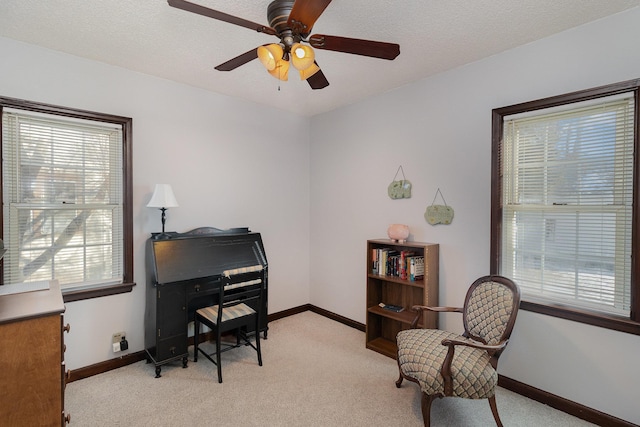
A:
[151, 232, 178, 240]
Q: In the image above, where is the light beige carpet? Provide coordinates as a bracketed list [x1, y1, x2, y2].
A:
[65, 311, 595, 426]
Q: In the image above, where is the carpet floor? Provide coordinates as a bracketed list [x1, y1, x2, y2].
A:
[65, 311, 595, 426]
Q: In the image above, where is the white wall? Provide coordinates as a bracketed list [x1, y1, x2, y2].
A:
[2, 6, 640, 424]
[309, 7, 640, 424]
[0, 37, 312, 371]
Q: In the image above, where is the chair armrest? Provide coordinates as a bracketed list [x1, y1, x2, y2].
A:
[412, 305, 464, 313]
[441, 337, 508, 353]
[408, 305, 463, 328]
[438, 338, 509, 396]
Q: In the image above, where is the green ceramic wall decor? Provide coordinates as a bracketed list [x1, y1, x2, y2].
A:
[425, 188, 454, 225]
[388, 165, 412, 199]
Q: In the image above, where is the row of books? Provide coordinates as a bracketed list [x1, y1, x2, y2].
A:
[371, 248, 424, 281]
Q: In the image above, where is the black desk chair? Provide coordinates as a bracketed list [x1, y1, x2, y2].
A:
[194, 265, 265, 383]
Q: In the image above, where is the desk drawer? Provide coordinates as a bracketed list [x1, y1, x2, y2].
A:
[157, 334, 188, 361]
[186, 281, 219, 323]
[185, 280, 219, 298]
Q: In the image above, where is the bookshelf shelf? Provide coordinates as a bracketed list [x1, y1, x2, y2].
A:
[366, 239, 439, 359]
[366, 273, 425, 288]
[367, 305, 419, 325]
[365, 337, 397, 357]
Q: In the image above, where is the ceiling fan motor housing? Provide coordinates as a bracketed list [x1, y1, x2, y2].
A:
[268, 0, 299, 55]
[267, 0, 302, 51]
[267, 0, 295, 34]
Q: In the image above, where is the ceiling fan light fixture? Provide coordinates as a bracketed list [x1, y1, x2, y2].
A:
[170, 0, 401, 90]
[290, 43, 315, 71]
[257, 43, 284, 71]
[268, 58, 289, 81]
[298, 62, 320, 80]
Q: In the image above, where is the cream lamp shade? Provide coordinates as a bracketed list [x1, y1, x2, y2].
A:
[147, 184, 179, 208]
[268, 58, 290, 81]
[147, 184, 178, 236]
[257, 43, 319, 82]
[291, 43, 315, 71]
[298, 62, 320, 80]
[257, 44, 284, 71]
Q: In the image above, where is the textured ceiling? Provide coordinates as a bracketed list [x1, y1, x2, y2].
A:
[1, 0, 639, 116]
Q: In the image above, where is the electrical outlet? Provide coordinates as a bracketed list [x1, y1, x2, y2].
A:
[112, 331, 126, 352]
[112, 331, 125, 344]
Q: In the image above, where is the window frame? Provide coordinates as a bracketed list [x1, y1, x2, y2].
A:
[0, 96, 134, 302]
[491, 79, 640, 335]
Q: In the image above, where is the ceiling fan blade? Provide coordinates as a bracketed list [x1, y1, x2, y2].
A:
[306, 63, 329, 90]
[215, 48, 259, 71]
[309, 34, 400, 60]
[168, 0, 277, 36]
[288, 0, 332, 37]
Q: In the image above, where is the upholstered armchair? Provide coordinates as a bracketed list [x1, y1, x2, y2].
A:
[395, 275, 520, 426]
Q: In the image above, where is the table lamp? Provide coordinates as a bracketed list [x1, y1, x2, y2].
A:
[147, 184, 178, 238]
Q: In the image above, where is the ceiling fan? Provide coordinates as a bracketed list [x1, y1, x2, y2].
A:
[167, 0, 401, 89]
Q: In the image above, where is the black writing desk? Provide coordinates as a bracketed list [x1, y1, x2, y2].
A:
[144, 228, 268, 378]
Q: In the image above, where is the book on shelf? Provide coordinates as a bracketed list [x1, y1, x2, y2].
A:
[409, 256, 424, 281]
[376, 248, 385, 276]
[378, 302, 404, 312]
[399, 250, 415, 280]
[386, 250, 399, 276]
[371, 248, 378, 274]
[379, 248, 387, 276]
[372, 247, 422, 280]
[372, 248, 396, 276]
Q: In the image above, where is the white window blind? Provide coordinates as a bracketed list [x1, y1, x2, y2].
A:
[500, 93, 634, 316]
[2, 109, 124, 290]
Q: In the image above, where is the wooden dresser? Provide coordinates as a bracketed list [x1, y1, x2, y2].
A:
[0, 280, 70, 425]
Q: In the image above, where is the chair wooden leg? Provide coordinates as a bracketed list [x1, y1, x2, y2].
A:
[216, 330, 223, 383]
[193, 317, 200, 362]
[395, 368, 404, 388]
[488, 395, 504, 427]
[421, 393, 436, 427]
[255, 318, 263, 366]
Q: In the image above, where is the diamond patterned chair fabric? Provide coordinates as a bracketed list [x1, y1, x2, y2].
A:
[395, 275, 520, 426]
[194, 265, 266, 383]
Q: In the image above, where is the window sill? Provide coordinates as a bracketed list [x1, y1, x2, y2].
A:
[62, 281, 136, 303]
[521, 300, 640, 336]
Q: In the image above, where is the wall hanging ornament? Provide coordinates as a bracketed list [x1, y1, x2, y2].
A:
[387, 165, 412, 199]
[425, 188, 454, 225]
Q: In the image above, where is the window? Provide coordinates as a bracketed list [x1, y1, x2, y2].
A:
[491, 79, 640, 335]
[1, 97, 133, 301]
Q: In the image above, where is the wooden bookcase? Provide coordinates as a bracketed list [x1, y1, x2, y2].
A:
[366, 239, 439, 359]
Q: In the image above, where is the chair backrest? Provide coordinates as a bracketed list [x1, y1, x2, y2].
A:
[462, 275, 520, 348]
[217, 265, 265, 324]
